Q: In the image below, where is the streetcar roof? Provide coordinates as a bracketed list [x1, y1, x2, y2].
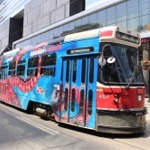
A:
[64, 26, 140, 44]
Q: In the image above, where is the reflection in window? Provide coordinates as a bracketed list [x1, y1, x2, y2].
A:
[9, 61, 16, 70]
[81, 16, 88, 26]
[88, 89, 93, 115]
[139, 1, 150, 16]
[106, 6, 116, 25]
[127, 18, 139, 31]
[8, 70, 15, 76]
[100, 43, 144, 84]
[89, 13, 98, 24]
[27, 68, 38, 76]
[117, 21, 127, 28]
[116, 2, 126, 22]
[102, 46, 120, 83]
[41, 68, 55, 76]
[41, 53, 56, 77]
[97, 10, 106, 27]
[9, 61, 16, 76]
[140, 15, 150, 31]
[127, 0, 139, 19]
[89, 58, 94, 83]
[81, 59, 86, 83]
[74, 19, 82, 28]
[73, 60, 77, 83]
[80, 89, 84, 114]
[18, 59, 26, 64]
[64, 88, 68, 111]
[0, 66, 8, 79]
[17, 65, 25, 76]
[42, 53, 56, 66]
[66, 60, 70, 82]
[71, 89, 75, 112]
[15, 0, 150, 49]
[28, 56, 39, 67]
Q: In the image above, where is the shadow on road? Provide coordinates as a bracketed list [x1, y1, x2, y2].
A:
[58, 123, 149, 139]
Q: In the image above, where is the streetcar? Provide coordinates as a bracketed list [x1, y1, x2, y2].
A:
[0, 26, 147, 134]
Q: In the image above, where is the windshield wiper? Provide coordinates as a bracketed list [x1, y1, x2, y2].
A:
[126, 66, 137, 89]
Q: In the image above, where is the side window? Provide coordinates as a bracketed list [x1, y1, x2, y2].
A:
[27, 56, 39, 77]
[17, 65, 25, 76]
[17, 59, 26, 76]
[27, 68, 38, 76]
[89, 58, 94, 83]
[1, 64, 8, 79]
[8, 61, 16, 76]
[28, 56, 39, 67]
[42, 53, 56, 66]
[0, 69, 1, 79]
[41, 53, 56, 76]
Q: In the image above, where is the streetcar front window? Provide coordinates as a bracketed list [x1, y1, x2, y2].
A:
[98, 43, 144, 85]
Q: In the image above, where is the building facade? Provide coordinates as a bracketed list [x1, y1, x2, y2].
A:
[0, 0, 30, 53]
[0, 0, 150, 54]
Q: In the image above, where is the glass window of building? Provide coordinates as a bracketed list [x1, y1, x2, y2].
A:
[106, 6, 116, 25]
[97, 10, 106, 27]
[140, 15, 150, 31]
[127, 18, 139, 31]
[139, 0, 150, 16]
[81, 16, 89, 25]
[69, 21, 75, 33]
[74, 19, 82, 32]
[117, 20, 127, 28]
[70, 0, 85, 16]
[116, 2, 126, 23]
[14, 0, 150, 49]
[127, 0, 139, 19]
[89, 13, 97, 25]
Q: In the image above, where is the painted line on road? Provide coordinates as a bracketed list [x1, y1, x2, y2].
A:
[17, 116, 60, 135]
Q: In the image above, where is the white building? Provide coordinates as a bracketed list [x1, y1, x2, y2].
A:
[0, 0, 150, 54]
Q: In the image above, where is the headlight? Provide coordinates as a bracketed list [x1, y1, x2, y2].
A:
[138, 95, 142, 101]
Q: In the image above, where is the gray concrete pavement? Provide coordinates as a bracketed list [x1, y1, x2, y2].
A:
[0, 98, 150, 150]
[145, 98, 150, 113]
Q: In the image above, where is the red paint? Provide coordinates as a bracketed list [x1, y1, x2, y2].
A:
[0, 75, 39, 108]
[96, 87, 145, 109]
[46, 44, 61, 52]
[100, 30, 113, 37]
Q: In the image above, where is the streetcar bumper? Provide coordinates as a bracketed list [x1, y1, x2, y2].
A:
[96, 107, 147, 134]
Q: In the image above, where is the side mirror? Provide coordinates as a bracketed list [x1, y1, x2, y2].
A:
[107, 56, 116, 64]
[98, 56, 106, 67]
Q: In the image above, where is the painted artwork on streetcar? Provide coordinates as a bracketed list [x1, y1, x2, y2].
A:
[0, 26, 147, 134]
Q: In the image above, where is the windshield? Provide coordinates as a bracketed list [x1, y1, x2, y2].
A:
[98, 43, 144, 85]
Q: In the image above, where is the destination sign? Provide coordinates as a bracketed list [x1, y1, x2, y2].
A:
[116, 31, 140, 44]
[67, 48, 93, 54]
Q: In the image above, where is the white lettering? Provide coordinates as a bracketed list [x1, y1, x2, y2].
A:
[30, 49, 46, 57]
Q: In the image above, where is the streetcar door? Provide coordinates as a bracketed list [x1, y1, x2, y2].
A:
[60, 56, 97, 129]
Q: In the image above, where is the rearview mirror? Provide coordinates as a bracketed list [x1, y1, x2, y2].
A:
[98, 56, 106, 67]
[107, 56, 116, 64]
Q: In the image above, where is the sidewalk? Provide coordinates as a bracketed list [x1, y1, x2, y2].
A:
[145, 98, 150, 114]
[145, 98, 150, 107]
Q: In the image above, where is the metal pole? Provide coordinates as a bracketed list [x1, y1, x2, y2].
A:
[149, 70, 150, 102]
[148, 37, 150, 102]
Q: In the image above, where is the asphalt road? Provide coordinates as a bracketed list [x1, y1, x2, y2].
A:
[0, 100, 150, 150]
[0, 103, 111, 150]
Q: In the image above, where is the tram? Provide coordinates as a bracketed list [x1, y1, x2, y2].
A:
[0, 26, 147, 134]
